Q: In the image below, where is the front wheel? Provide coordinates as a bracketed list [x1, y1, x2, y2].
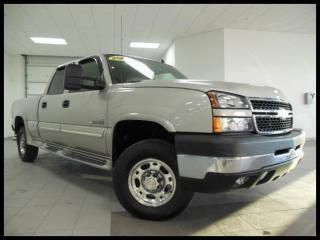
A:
[113, 139, 194, 220]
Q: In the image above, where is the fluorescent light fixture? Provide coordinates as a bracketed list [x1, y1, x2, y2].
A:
[30, 37, 67, 45]
[130, 42, 159, 49]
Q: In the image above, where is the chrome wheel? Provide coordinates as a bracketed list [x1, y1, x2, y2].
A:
[128, 158, 176, 207]
[19, 133, 26, 155]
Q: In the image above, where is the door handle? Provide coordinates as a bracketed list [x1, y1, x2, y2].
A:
[62, 100, 70, 108]
[42, 102, 47, 108]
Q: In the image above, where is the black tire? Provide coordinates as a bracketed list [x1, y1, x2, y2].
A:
[113, 139, 194, 221]
[17, 127, 38, 162]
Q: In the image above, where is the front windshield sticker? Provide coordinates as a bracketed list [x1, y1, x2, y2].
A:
[108, 56, 124, 61]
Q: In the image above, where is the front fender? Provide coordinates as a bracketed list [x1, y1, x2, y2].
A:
[106, 87, 213, 154]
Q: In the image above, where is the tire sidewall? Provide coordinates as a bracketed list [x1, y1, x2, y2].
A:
[113, 139, 192, 220]
[17, 127, 26, 160]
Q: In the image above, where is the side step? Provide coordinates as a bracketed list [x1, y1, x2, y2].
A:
[42, 143, 112, 171]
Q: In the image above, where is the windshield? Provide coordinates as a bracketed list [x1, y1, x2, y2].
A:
[105, 55, 187, 84]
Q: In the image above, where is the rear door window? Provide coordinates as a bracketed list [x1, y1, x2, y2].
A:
[47, 67, 65, 95]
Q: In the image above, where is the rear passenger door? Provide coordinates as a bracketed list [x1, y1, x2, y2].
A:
[38, 66, 65, 145]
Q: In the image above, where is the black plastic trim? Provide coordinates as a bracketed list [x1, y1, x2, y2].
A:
[175, 129, 305, 157]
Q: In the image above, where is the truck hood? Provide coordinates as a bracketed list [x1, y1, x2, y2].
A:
[123, 79, 287, 101]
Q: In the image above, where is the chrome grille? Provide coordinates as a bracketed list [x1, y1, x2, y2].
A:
[250, 99, 293, 134]
[255, 117, 292, 132]
[250, 100, 292, 110]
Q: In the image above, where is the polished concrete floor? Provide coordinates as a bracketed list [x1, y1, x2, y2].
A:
[4, 139, 316, 236]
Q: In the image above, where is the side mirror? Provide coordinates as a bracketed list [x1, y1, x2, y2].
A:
[64, 63, 82, 91]
[64, 62, 106, 91]
[96, 76, 106, 89]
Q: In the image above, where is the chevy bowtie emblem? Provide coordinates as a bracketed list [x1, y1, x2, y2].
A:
[278, 108, 290, 119]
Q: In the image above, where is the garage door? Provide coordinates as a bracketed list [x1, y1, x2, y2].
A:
[26, 55, 79, 97]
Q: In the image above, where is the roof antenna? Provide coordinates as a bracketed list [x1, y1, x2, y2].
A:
[121, 15, 123, 55]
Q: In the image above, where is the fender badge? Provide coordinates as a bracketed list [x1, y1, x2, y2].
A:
[89, 119, 105, 125]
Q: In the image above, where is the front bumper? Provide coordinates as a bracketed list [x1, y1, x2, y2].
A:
[175, 129, 305, 193]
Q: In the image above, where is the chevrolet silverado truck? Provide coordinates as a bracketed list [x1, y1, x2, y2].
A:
[12, 54, 305, 220]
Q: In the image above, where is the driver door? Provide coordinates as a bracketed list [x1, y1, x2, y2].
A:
[57, 57, 108, 156]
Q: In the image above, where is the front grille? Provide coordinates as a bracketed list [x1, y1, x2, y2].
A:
[250, 100, 292, 110]
[255, 117, 293, 132]
[250, 99, 293, 134]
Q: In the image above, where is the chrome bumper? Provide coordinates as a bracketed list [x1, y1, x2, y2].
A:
[177, 146, 304, 179]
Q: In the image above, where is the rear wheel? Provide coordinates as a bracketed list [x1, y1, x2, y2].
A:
[17, 127, 38, 162]
[113, 139, 194, 220]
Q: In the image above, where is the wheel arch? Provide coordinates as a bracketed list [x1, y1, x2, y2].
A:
[14, 116, 25, 135]
[111, 119, 175, 166]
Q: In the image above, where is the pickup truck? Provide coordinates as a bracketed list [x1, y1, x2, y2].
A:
[12, 54, 305, 220]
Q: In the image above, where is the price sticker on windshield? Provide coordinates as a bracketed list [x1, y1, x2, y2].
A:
[108, 56, 124, 61]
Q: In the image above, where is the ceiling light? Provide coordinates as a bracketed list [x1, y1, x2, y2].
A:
[130, 42, 159, 49]
[30, 37, 67, 45]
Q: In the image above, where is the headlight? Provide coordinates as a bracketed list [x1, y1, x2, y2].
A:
[207, 91, 249, 109]
[213, 117, 253, 133]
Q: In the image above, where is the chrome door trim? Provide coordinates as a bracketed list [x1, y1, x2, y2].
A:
[60, 124, 105, 138]
[38, 122, 60, 132]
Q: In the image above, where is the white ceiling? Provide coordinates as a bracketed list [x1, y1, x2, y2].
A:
[4, 4, 316, 60]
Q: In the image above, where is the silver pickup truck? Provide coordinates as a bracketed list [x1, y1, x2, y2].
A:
[12, 54, 305, 220]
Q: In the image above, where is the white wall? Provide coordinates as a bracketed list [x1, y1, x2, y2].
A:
[224, 29, 316, 139]
[174, 29, 225, 81]
[4, 52, 25, 138]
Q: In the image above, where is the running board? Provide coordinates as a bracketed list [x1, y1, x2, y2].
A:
[41, 143, 112, 171]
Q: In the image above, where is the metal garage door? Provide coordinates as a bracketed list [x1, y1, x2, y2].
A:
[26, 55, 79, 97]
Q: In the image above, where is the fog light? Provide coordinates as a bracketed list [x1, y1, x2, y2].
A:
[235, 176, 249, 186]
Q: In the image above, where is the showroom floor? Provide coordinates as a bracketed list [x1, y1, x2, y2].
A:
[4, 139, 316, 236]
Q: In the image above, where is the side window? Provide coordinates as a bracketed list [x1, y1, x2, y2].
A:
[47, 67, 65, 95]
